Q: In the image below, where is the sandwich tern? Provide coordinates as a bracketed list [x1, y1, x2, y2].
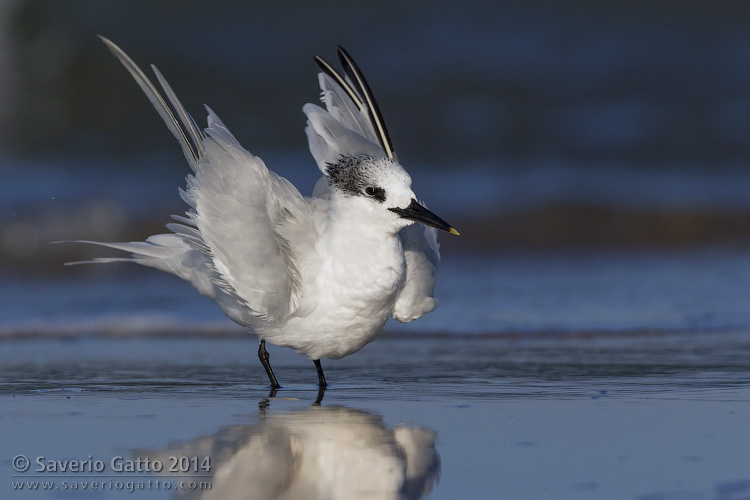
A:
[74, 37, 458, 389]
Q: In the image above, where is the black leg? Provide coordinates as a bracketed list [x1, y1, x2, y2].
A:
[313, 385, 326, 405]
[258, 340, 281, 389]
[313, 359, 328, 388]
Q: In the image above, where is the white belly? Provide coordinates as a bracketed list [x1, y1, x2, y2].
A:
[258, 233, 406, 359]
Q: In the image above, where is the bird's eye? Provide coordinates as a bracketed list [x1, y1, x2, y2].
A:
[363, 186, 386, 201]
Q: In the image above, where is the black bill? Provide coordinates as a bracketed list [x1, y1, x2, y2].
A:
[389, 199, 460, 235]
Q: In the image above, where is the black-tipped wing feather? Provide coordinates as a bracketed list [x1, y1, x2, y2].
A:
[99, 36, 202, 170]
[314, 47, 396, 160]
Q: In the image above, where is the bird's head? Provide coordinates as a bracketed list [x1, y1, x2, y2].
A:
[325, 154, 459, 236]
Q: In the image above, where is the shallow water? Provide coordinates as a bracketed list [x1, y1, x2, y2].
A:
[3, 248, 750, 499]
[1, 333, 749, 500]
[4, 249, 750, 498]
[6, 246, 750, 337]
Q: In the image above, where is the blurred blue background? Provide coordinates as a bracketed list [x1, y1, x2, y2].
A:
[4, 0, 750, 336]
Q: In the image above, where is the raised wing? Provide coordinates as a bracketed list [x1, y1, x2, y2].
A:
[304, 46, 397, 172]
[179, 112, 314, 322]
[96, 37, 313, 324]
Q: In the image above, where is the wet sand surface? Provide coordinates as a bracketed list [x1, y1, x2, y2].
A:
[6, 5, 750, 498]
[2, 333, 749, 499]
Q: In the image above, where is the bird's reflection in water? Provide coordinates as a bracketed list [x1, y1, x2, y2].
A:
[139, 397, 440, 500]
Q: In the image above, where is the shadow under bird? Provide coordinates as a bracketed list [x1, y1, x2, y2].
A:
[72, 37, 459, 389]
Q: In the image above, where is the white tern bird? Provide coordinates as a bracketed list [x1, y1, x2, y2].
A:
[74, 37, 459, 389]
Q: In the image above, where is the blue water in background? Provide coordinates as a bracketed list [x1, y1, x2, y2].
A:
[3, 1, 750, 338]
[4, 246, 750, 337]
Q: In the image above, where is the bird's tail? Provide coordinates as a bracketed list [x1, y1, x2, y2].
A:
[63, 233, 217, 299]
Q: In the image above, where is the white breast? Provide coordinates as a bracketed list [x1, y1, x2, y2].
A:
[259, 223, 406, 360]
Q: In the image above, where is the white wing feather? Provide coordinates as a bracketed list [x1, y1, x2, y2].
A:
[393, 221, 441, 323]
[303, 99, 385, 173]
[77, 38, 315, 326]
[318, 72, 383, 149]
[184, 112, 312, 322]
